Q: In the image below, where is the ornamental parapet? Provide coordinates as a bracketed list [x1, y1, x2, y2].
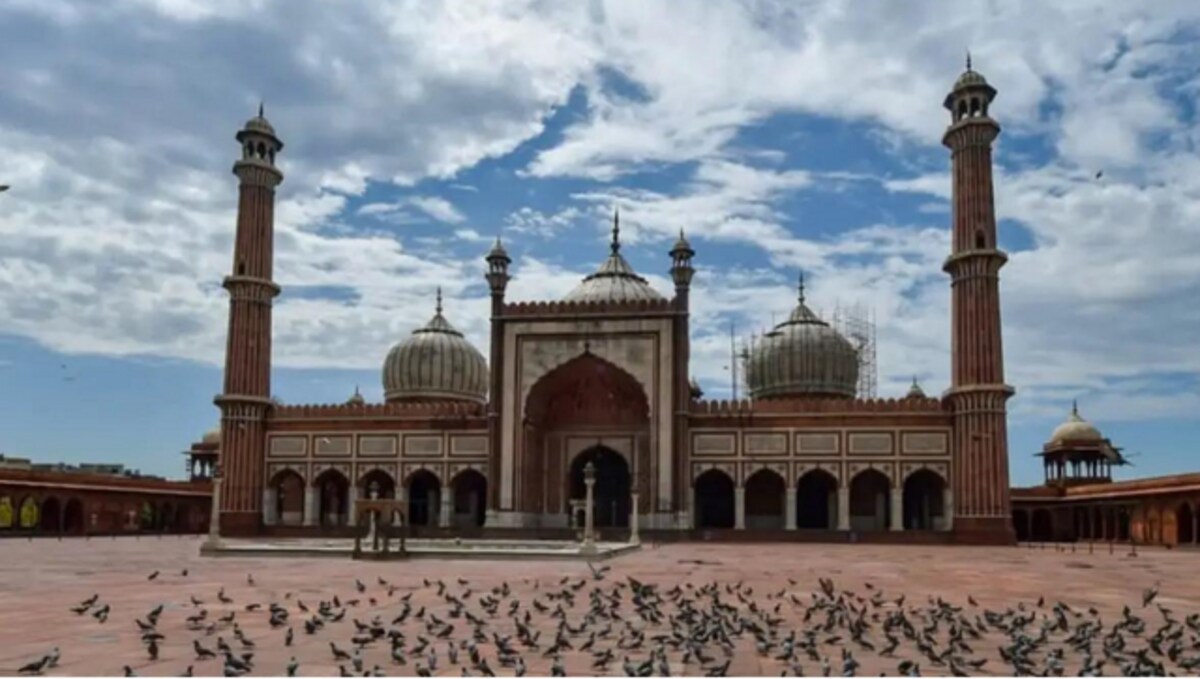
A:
[501, 297, 674, 317]
[271, 400, 486, 420]
[690, 395, 947, 416]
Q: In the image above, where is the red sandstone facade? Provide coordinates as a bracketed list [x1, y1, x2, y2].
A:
[0, 468, 210, 536]
[209, 65, 1017, 544]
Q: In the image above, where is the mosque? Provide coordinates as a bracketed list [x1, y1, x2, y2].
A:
[203, 62, 1200, 547]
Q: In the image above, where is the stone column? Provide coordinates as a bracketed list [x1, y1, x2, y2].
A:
[629, 490, 640, 544]
[890, 488, 903, 531]
[303, 485, 317, 527]
[347, 485, 360, 527]
[582, 462, 597, 553]
[440, 492, 453, 528]
[942, 485, 955, 531]
[785, 488, 797, 530]
[837, 484, 850, 531]
[262, 487, 278, 526]
[686, 485, 695, 529]
[204, 475, 223, 549]
[734, 486, 746, 530]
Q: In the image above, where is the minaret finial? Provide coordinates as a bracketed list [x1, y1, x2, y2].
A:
[966, 50, 972, 71]
[611, 207, 621, 253]
[797, 270, 806, 303]
[1071, 398, 1078, 416]
[435, 286, 443, 315]
[258, 101, 264, 118]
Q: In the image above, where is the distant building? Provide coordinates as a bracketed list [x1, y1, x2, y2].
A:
[0, 453, 210, 536]
[1012, 405, 1199, 547]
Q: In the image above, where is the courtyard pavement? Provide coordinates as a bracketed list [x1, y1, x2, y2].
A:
[0, 536, 1197, 676]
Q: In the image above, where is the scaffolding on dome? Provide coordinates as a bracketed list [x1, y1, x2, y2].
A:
[832, 302, 878, 399]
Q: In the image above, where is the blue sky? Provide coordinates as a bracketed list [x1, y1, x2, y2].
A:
[1, 1, 1199, 484]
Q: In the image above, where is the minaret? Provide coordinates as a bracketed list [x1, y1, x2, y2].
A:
[215, 105, 284, 536]
[669, 229, 694, 522]
[484, 237, 511, 515]
[942, 58, 1015, 544]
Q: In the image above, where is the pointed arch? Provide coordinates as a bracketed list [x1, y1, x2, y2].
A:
[313, 468, 350, 527]
[694, 469, 735, 529]
[902, 469, 945, 530]
[849, 469, 890, 531]
[451, 469, 487, 528]
[270, 468, 307, 526]
[744, 469, 785, 529]
[796, 469, 838, 529]
[40, 497, 62, 533]
[407, 470, 441, 527]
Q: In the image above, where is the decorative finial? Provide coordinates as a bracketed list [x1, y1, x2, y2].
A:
[1072, 398, 1078, 417]
[435, 286, 443, 315]
[797, 270, 806, 303]
[611, 207, 621, 253]
[354, 384, 361, 396]
[912, 375, 919, 387]
[966, 50, 972, 71]
[258, 101, 264, 118]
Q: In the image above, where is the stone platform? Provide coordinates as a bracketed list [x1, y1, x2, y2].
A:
[199, 536, 641, 560]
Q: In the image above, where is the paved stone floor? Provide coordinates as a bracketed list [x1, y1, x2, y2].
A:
[1, 536, 1197, 676]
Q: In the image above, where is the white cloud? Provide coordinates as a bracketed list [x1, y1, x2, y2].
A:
[408, 196, 465, 224]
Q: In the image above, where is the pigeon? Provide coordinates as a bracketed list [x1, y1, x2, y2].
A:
[148, 570, 160, 581]
[194, 640, 217, 660]
[1143, 586, 1159, 607]
[17, 656, 49, 676]
[287, 657, 299, 677]
[180, 666, 193, 677]
[124, 667, 137, 677]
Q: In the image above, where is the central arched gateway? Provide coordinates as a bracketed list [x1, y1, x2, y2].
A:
[569, 447, 630, 528]
[520, 352, 650, 528]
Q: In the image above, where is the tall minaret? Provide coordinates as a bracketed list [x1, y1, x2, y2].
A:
[484, 237, 511, 516]
[669, 229, 694, 522]
[942, 59, 1015, 544]
[215, 105, 284, 536]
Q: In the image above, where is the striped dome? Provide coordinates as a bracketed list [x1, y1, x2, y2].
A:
[381, 290, 488, 404]
[563, 210, 664, 304]
[745, 278, 859, 400]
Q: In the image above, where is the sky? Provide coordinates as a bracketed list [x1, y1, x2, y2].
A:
[0, 0, 1198, 484]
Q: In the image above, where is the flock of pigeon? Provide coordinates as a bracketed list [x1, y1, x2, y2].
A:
[13, 561, 1200, 677]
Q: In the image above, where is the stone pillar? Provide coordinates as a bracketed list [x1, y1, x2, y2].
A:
[837, 484, 850, 531]
[890, 489, 903, 531]
[204, 476, 223, 549]
[346, 485, 360, 527]
[785, 488, 797, 530]
[942, 485, 955, 531]
[686, 485, 695, 529]
[734, 486, 746, 530]
[629, 491, 640, 544]
[303, 485, 317, 527]
[262, 487, 278, 526]
[582, 464, 597, 553]
[440, 492, 453, 528]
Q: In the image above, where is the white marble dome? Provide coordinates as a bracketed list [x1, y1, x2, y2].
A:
[746, 284, 859, 400]
[382, 291, 488, 404]
[1049, 402, 1103, 445]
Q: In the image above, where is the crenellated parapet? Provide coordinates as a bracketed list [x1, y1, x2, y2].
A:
[502, 297, 675, 317]
[271, 400, 486, 420]
[690, 395, 947, 416]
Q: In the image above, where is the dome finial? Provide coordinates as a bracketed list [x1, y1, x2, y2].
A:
[797, 270, 806, 304]
[435, 286, 443, 315]
[258, 100, 264, 118]
[611, 207, 621, 253]
[965, 50, 972, 72]
[1072, 398, 1079, 417]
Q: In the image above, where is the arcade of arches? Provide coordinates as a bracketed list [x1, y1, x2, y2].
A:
[692, 467, 950, 533]
[262, 466, 488, 529]
[1012, 499, 1200, 546]
[0, 471, 209, 536]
